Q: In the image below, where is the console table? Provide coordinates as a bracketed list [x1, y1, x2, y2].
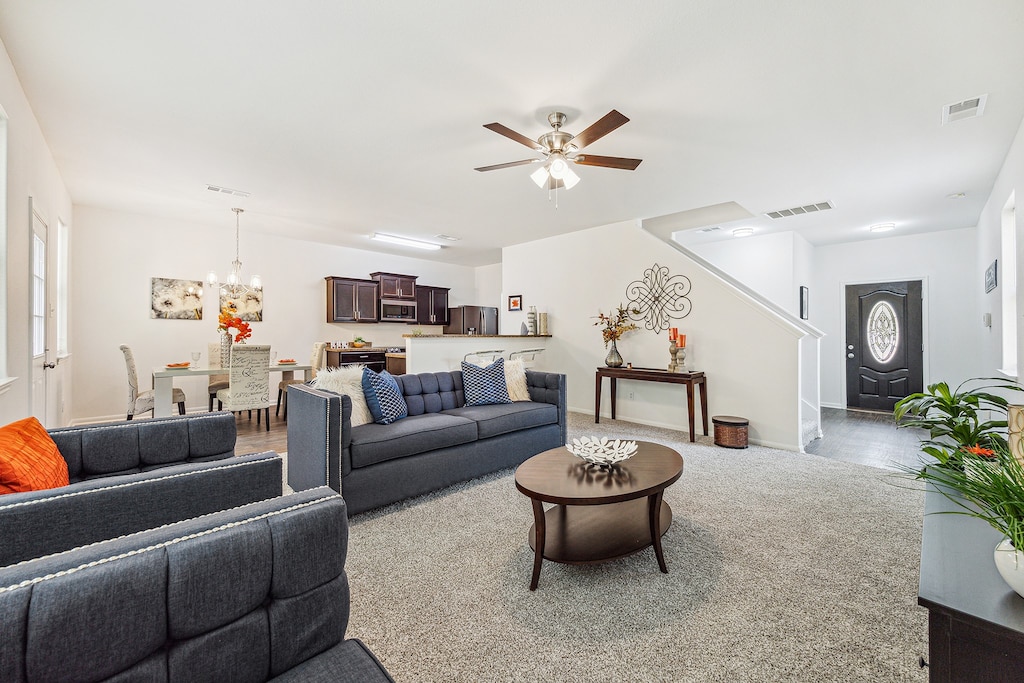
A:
[594, 367, 708, 442]
[919, 481, 1024, 680]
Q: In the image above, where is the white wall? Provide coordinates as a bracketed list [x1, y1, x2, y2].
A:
[503, 220, 805, 450]
[814, 227, 982, 407]
[975, 115, 1024, 378]
[0, 36, 73, 425]
[690, 231, 799, 314]
[71, 205, 479, 422]
[473, 262, 503, 328]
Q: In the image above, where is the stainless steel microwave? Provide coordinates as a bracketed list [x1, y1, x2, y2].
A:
[380, 299, 417, 322]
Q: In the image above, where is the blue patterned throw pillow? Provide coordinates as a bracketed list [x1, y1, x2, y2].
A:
[361, 368, 408, 425]
[461, 358, 512, 406]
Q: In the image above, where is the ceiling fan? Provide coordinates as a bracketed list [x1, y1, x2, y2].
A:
[474, 110, 642, 190]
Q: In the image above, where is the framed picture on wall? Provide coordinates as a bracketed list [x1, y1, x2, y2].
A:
[986, 259, 998, 293]
[508, 295, 522, 311]
[799, 286, 809, 320]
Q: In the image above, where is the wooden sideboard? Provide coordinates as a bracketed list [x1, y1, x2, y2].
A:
[594, 366, 708, 442]
[918, 481, 1024, 680]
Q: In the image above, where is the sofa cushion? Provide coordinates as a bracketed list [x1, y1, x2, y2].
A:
[396, 372, 463, 415]
[445, 401, 559, 440]
[461, 359, 512, 406]
[504, 358, 531, 401]
[361, 369, 408, 425]
[349, 413, 477, 468]
[314, 366, 373, 427]
[0, 417, 69, 494]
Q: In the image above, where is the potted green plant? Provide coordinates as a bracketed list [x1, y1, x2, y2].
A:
[351, 336, 367, 348]
[906, 442, 1024, 597]
[894, 378, 1024, 466]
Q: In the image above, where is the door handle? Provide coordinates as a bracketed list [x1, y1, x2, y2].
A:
[43, 362, 56, 369]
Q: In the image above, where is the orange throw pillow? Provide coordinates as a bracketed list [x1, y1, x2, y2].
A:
[0, 416, 69, 494]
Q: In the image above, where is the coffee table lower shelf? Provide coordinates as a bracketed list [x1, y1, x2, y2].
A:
[528, 498, 672, 565]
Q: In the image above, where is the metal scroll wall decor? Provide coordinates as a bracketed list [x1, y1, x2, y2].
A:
[624, 263, 692, 333]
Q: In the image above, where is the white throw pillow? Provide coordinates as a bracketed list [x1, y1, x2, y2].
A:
[312, 365, 373, 427]
[504, 358, 531, 402]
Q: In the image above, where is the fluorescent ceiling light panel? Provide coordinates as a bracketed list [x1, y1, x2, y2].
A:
[371, 233, 442, 250]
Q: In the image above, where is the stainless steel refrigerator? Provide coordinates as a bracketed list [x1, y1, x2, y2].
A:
[444, 305, 498, 335]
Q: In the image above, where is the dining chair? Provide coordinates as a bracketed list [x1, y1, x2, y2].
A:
[463, 349, 505, 365]
[207, 341, 230, 411]
[276, 341, 327, 420]
[119, 344, 186, 420]
[215, 344, 272, 431]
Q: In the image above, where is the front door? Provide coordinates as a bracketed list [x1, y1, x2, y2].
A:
[845, 280, 923, 411]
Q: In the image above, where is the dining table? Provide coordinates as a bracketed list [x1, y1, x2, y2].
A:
[151, 363, 313, 417]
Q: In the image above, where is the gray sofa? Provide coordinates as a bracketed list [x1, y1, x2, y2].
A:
[0, 487, 394, 682]
[287, 369, 567, 515]
[0, 412, 282, 566]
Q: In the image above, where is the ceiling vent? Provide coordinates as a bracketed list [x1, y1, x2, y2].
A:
[697, 226, 722, 233]
[206, 184, 251, 198]
[942, 94, 987, 125]
[765, 201, 834, 220]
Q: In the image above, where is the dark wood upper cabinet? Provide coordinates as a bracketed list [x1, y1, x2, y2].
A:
[325, 277, 379, 323]
[370, 272, 417, 300]
[416, 286, 450, 325]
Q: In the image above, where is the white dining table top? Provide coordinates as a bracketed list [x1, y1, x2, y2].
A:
[152, 363, 312, 377]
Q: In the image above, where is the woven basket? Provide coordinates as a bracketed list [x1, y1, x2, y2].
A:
[713, 415, 749, 449]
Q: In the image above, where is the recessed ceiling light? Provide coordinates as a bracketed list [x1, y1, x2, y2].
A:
[732, 228, 754, 237]
[434, 234, 460, 241]
[869, 223, 896, 233]
[946, 192, 967, 199]
[370, 233, 442, 251]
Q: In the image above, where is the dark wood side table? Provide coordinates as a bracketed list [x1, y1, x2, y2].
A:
[919, 481, 1024, 680]
[594, 366, 708, 442]
[515, 442, 684, 590]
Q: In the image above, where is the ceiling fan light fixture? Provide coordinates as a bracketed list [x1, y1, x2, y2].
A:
[548, 153, 569, 179]
[562, 166, 581, 190]
[370, 233, 442, 251]
[530, 166, 549, 189]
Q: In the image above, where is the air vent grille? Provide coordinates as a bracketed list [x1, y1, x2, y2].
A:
[942, 94, 987, 125]
[206, 184, 251, 198]
[765, 201, 834, 220]
[697, 226, 722, 233]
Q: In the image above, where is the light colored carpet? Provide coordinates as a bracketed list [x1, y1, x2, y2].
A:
[344, 413, 928, 682]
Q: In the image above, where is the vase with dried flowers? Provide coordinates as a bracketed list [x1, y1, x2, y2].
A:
[217, 301, 252, 367]
[594, 305, 639, 368]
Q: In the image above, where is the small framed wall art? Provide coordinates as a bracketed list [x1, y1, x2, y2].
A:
[508, 295, 522, 311]
[799, 286, 809, 320]
[985, 259, 998, 293]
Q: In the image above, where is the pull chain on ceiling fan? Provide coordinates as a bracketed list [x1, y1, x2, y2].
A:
[474, 110, 642, 197]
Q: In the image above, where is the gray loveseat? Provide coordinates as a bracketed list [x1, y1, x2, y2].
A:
[0, 487, 394, 682]
[0, 412, 282, 566]
[287, 369, 567, 515]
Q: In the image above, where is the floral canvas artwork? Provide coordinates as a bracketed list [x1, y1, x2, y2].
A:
[220, 290, 263, 322]
[150, 277, 203, 319]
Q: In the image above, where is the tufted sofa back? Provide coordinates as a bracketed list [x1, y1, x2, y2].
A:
[395, 371, 465, 416]
[0, 488, 349, 682]
[48, 412, 236, 482]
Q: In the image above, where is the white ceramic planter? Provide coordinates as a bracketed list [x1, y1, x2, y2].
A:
[993, 538, 1024, 599]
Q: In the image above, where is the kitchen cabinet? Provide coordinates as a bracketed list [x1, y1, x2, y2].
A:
[326, 349, 386, 372]
[416, 286, 450, 325]
[386, 354, 406, 375]
[325, 277, 379, 323]
[370, 272, 417, 300]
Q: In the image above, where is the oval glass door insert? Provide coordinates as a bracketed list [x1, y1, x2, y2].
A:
[867, 301, 899, 363]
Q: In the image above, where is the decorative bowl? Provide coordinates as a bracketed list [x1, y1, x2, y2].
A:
[566, 436, 638, 467]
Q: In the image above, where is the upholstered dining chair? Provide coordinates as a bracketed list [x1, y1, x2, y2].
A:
[216, 344, 272, 431]
[207, 341, 230, 411]
[276, 341, 327, 420]
[119, 344, 186, 419]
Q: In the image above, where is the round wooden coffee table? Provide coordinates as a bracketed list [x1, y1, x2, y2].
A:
[514, 441, 684, 590]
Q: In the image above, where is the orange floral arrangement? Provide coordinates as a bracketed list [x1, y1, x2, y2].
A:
[594, 305, 639, 347]
[217, 302, 252, 343]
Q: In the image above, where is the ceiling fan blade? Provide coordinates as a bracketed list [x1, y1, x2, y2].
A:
[570, 110, 630, 150]
[474, 159, 541, 172]
[483, 122, 544, 151]
[573, 154, 643, 170]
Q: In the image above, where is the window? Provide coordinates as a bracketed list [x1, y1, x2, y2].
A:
[1002, 193, 1017, 376]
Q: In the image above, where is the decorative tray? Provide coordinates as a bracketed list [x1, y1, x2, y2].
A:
[565, 436, 638, 467]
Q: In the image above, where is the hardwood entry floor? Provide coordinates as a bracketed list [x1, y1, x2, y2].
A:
[804, 407, 925, 471]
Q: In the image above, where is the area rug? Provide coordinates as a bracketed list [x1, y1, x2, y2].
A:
[344, 414, 928, 682]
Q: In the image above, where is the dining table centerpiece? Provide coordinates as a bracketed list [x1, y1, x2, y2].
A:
[594, 304, 639, 368]
[217, 301, 253, 367]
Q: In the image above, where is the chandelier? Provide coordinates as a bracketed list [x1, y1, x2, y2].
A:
[207, 207, 262, 298]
